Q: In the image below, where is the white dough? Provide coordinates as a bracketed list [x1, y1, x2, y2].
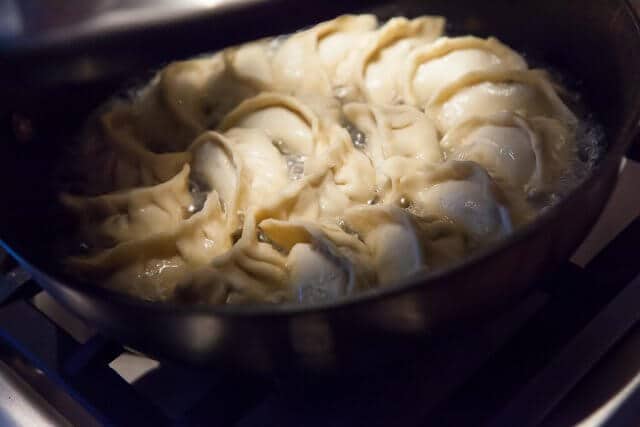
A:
[64, 14, 579, 305]
[404, 36, 527, 106]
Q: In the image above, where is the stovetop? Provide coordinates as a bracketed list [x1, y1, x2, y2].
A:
[1, 160, 640, 427]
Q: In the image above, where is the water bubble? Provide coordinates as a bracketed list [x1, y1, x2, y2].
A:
[142, 259, 180, 278]
[337, 218, 362, 241]
[272, 138, 289, 155]
[399, 196, 411, 208]
[256, 228, 285, 253]
[286, 154, 306, 180]
[344, 122, 367, 149]
[257, 229, 269, 243]
[188, 180, 207, 214]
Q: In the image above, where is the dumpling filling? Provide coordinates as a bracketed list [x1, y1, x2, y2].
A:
[60, 14, 595, 305]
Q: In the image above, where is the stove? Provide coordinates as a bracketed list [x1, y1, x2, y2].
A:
[1, 159, 639, 426]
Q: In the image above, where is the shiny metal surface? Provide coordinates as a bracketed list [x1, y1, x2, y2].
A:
[0, 0, 257, 46]
[0, 0, 639, 374]
[0, 359, 71, 427]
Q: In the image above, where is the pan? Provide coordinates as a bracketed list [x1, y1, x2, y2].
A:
[1, 0, 640, 374]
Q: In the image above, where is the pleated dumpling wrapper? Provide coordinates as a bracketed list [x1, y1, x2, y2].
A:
[402, 36, 527, 107]
[358, 16, 446, 104]
[441, 112, 572, 194]
[61, 165, 192, 247]
[271, 14, 379, 99]
[426, 69, 577, 133]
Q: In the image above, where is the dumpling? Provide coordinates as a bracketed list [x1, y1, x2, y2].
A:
[172, 213, 292, 304]
[129, 82, 200, 153]
[72, 192, 230, 270]
[75, 108, 191, 194]
[441, 112, 572, 193]
[61, 165, 191, 248]
[188, 131, 247, 227]
[395, 161, 524, 243]
[172, 267, 233, 305]
[261, 220, 351, 302]
[67, 192, 232, 301]
[217, 95, 327, 208]
[271, 32, 331, 97]
[340, 103, 441, 203]
[209, 214, 290, 303]
[271, 14, 378, 98]
[133, 52, 260, 152]
[287, 243, 350, 303]
[219, 93, 322, 156]
[316, 126, 378, 204]
[255, 169, 352, 222]
[224, 128, 291, 208]
[316, 14, 380, 100]
[226, 40, 275, 90]
[316, 15, 379, 80]
[189, 130, 291, 231]
[342, 205, 425, 285]
[426, 69, 578, 132]
[411, 213, 469, 269]
[259, 219, 372, 302]
[160, 52, 263, 133]
[403, 36, 527, 106]
[342, 102, 442, 166]
[358, 16, 446, 104]
[378, 155, 434, 204]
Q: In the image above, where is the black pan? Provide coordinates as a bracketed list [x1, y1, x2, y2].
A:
[1, 0, 640, 374]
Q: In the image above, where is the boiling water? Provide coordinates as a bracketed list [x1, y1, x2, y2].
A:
[344, 121, 368, 150]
